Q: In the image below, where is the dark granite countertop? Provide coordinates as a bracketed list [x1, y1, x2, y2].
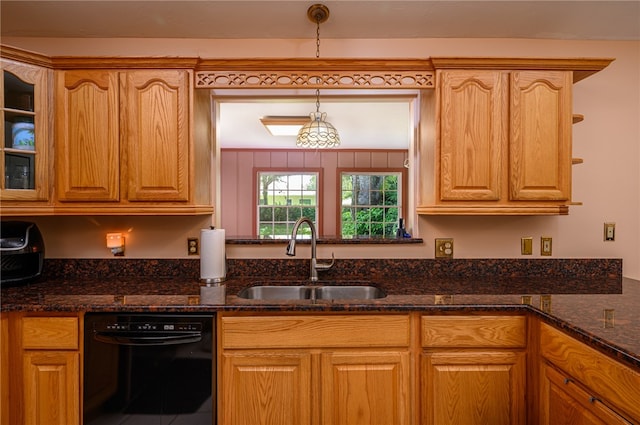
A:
[1, 263, 637, 371]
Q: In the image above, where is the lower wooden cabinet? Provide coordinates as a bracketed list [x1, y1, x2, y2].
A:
[0, 315, 9, 425]
[219, 314, 412, 425]
[539, 322, 640, 425]
[542, 364, 632, 425]
[222, 351, 313, 425]
[1, 313, 81, 425]
[421, 315, 527, 425]
[321, 351, 410, 425]
[23, 351, 80, 425]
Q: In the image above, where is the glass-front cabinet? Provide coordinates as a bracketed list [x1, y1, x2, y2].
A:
[1, 58, 50, 202]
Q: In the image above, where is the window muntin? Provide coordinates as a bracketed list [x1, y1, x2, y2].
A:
[340, 172, 402, 238]
[257, 172, 319, 239]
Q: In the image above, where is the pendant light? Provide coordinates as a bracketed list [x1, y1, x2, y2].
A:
[296, 4, 341, 148]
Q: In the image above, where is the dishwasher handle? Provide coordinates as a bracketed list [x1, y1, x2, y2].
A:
[94, 331, 202, 346]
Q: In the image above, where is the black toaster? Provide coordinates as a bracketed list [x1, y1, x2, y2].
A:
[1, 221, 45, 285]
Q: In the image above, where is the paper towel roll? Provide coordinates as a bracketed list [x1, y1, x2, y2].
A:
[200, 228, 226, 282]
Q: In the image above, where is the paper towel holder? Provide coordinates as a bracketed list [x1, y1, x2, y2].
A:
[202, 277, 226, 285]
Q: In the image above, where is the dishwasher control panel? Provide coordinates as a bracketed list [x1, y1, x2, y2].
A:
[94, 321, 203, 333]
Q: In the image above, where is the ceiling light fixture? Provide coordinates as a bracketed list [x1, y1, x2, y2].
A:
[260, 116, 310, 136]
[296, 3, 340, 149]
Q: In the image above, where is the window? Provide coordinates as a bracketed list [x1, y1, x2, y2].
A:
[340, 171, 403, 238]
[257, 171, 319, 239]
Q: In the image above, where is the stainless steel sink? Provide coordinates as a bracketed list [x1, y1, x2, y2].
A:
[237, 283, 386, 301]
[315, 285, 385, 300]
[237, 285, 311, 300]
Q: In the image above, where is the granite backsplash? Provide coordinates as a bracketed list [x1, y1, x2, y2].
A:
[41, 257, 622, 294]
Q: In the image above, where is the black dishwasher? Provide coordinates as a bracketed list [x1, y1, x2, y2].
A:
[83, 313, 215, 425]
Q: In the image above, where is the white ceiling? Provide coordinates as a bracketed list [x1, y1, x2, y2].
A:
[217, 94, 415, 149]
[3, 1, 637, 149]
[1, 1, 639, 40]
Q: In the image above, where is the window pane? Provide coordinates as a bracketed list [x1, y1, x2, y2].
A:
[384, 190, 398, 206]
[302, 207, 316, 221]
[259, 223, 273, 238]
[257, 171, 319, 239]
[340, 171, 403, 239]
[259, 207, 273, 221]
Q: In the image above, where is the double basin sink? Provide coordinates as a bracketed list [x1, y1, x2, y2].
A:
[237, 282, 386, 301]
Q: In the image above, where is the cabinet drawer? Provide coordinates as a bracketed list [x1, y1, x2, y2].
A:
[540, 323, 640, 423]
[22, 317, 79, 350]
[422, 315, 526, 348]
[221, 314, 410, 349]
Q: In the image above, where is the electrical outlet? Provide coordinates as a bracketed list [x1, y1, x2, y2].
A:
[603, 309, 615, 328]
[521, 237, 533, 255]
[187, 237, 199, 255]
[541, 237, 552, 256]
[540, 295, 552, 313]
[435, 238, 454, 259]
[604, 222, 615, 241]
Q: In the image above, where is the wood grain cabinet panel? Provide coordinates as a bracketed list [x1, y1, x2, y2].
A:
[23, 351, 79, 425]
[422, 350, 526, 425]
[0, 315, 9, 425]
[219, 314, 412, 425]
[421, 315, 527, 425]
[510, 71, 572, 201]
[539, 323, 640, 424]
[438, 70, 507, 202]
[21, 316, 79, 350]
[541, 364, 632, 425]
[54, 67, 211, 214]
[421, 68, 575, 215]
[123, 70, 190, 202]
[221, 351, 312, 425]
[55, 70, 120, 202]
[321, 351, 410, 425]
[3, 314, 83, 425]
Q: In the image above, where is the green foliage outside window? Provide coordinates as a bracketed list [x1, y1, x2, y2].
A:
[341, 173, 401, 238]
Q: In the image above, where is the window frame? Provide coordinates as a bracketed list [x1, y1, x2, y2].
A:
[253, 168, 324, 238]
[336, 168, 408, 238]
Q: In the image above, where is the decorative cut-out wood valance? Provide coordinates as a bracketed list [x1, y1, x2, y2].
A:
[194, 58, 435, 89]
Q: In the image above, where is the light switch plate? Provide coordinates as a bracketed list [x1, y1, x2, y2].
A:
[604, 222, 615, 241]
[541, 237, 552, 256]
[521, 237, 533, 255]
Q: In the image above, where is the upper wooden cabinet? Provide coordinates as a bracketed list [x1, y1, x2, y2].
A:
[1, 53, 53, 213]
[55, 70, 119, 202]
[421, 69, 573, 215]
[418, 58, 612, 215]
[55, 68, 211, 214]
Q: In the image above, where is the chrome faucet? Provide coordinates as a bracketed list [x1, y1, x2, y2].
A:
[286, 217, 335, 281]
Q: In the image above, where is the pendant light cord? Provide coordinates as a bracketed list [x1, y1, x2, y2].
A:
[315, 14, 321, 114]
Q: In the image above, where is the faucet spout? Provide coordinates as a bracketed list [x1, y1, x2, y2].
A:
[286, 217, 334, 281]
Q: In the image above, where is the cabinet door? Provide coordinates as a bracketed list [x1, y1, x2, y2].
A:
[0, 315, 8, 425]
[55, 70, 119, 201]
[23, 351, 80, 425]
[510, 70, 572, 201]
[1, 59, 50, 201]
[221, 351, 312, 425]
[438, 70, 507, 201]
[541, 364, 632, 425]
[422, 350, 526, 425]
[321, 351, 410, 425]
[123, 70, 190, 202]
